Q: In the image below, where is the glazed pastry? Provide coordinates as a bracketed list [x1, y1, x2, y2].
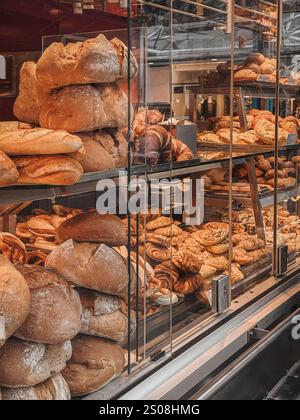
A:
[207, 240, 229, 255]
[192, 229, 228, 247]
[199, 265, 217, 279]
[146, 217, 172, 231]
[154, 225, 183, 237]
[145, 243, 176, 263]
[173, 273, 203, 295]
[254, 119, 288, 145]
[206, 256, 229, 271]
[154, 260, 180, 287]
[225, 264, 244, 285]
[232, 248, 253, 266]
[172, 251, 202, 273]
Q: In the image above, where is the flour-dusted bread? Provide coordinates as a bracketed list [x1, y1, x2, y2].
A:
[79, 129, 128, 173]
[0, 128, 83, 156]
[62, 335, 125, 396]
[39, 84, 132, 133]
[56, 212, 127, 246]
[14, 265, 82, 344]
[45, 240, 128, 297]
[0, 151, 19, 186]
[79, 289, 135, 342]
[36, 34, 138, 91]
[13, 62, 49, 125]
[13, 155, 84, 185]
[0, 338, 72, 388]
[0, 256, 31, 348]
[1, 374, 71, 400]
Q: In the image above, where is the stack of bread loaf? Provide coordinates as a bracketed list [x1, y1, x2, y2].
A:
[44, 212, 135, 398]
[0, 34, 137, 187]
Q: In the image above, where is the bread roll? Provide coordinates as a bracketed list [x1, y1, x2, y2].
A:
[36, 34, 137, 91]
[0, 256, 30, 348]
[13, 155, 83, 185]
[14, 265, 82, 344]
[45, 240, 128, 297]
[0, 128, 83, 156]
[0, 338, 72, 388]
[79, 289, 135, 342]
[39, 84, 132, 133]
[62, 335, 125, 396]
[79, 130, 128, 173]
[0, 150, 19, 186]
[13, 62, 48, 125]
[0, 121, 33, 132]
[57, 212, 127, 246]
[1, 374, 70, 400]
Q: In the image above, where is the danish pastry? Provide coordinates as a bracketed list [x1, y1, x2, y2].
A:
[146, 243, 176, 263]
[254, 119, 288, 145]
[154, 225, 183, 237]
[199, 265, 217, 279]
[146, 216, 172, 231]
[192, 228, 228, 247]
[207, 240, 229, 255]
[154, 261, 180, 286]
[206, 256, 229, 271]
[172, 251, 202, 273]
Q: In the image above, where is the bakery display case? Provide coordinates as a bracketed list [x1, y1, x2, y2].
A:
[0, 0, 300, 401]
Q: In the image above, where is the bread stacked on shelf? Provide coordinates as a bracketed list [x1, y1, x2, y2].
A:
[0, 34, 138, 187]
[205, 52, 297, 86]
[43, 212, 134, 397]
[0, 254, 82, 400]
[132, 108, 194, 165]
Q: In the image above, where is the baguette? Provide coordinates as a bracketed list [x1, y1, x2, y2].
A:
[13, 155, 83, 186]
[0, 338, 72, 388]
[14, 265, 82, 344]
[0, 128, 83, 156]
[45, 240, 128, 297]
[0, 256, 31, 348]
[0, 121, 33, 132]
[36, 34, 138, 91]
[39, 84, 132, 133]
[57, 212, 127, 246]
[0, 150, 19, 185]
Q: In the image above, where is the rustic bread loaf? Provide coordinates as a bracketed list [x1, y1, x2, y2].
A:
[78, 288, 135, 342]
[56, 212, 127, 246]
[62, 335, 125, 396]
[36, 34, 137, 91]
[46, 240, 128, 297]
[13, 62, 48, 125]
[0, 338, 72, 388]
[0, 151, 19, 185]
[0, 128, 83, 156]
[0, 256, 31, 348]
[1, 374, 71, 400]
[39, 84, 132, 133]
[14, 265, 82, 344]
[0, 121, 33, 132]
[13, 155, 83, 185]
[79, 130, 128, 173]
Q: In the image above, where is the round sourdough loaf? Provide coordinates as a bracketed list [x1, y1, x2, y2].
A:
[78, 288, 136, 342]
[36, 34, 138, 91]
[56, 212, 127, 246]
[62, 335, 125, 396]
[1, 374, 71, 400]
[13, 61, 49, 125]
[39, 84, 132, 133]
[45, 240, 128, 297]
[0, 256, 31, 348]
[14, 265, 82, 344]
[0, 338, 72, 388]
[79, 130, 128, 173]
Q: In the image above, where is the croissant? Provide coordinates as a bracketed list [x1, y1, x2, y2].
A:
[133, 108, 164, 137]
[172, 138, 194, 161]
[134, 125, 171, 165]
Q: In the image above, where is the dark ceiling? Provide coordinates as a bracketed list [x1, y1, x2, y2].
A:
[0, 0, 128, 52]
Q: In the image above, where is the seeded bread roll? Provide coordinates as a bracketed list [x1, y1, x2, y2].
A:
[62, 335, 125, 397]
[0, 338, 72, 388]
